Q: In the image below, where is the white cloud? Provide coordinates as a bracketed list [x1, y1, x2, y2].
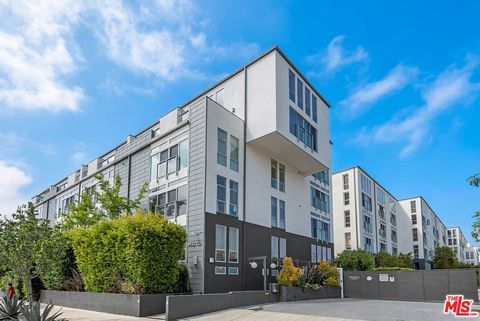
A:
[368, 56, 480, 157]
[0, 161, 32, 215]
[307, 35, 368, 73]
[341, 64, 419, 116]
[0, 0, 85, 113]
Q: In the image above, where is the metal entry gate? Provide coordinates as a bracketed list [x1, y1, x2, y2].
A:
[343, 269, 479, 302]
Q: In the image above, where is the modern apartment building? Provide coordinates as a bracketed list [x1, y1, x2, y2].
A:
[31, 46, 333, 294]
[398, 197, 447, 269]
[464, 243, 479, 266]
[446, 227, 468, 263]
[332, 167, 411, 256]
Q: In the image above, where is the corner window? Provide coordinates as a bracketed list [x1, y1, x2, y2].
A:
[215, 225, 227, 262]
[312, 95, 318, 123]
[305, 87, 311, 117]
[216, 175, 227, 213]
[217, 128, 227, 167]
[230, 135, 239, 172]
[289, 107, 317, 151]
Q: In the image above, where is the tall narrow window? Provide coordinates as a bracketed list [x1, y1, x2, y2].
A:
[297, 79, 304, 109]
[229, 227, 239, 263]
[271, 197, 278, 227]
[178, 139, 188, 170]
[158, 150, 168, 178]
[217, 128, 227, 166]
[305, 87, 311, 116]
[344, 210, 351, 227]
[411, 214, 417, 224]
[311, 244, 318, 263]
[413, 245, 419, 258]
[343, 174, 349, 189]
[279, 238, 286, 259]
[279, 200, 285, 229]
[345, 232, 352, 250]
[344, 192, 350, 205]
[271, 160, 278, 189]
[215, 225, 227, 262]
[279, 164, 285, 192]
[289, 70, 295, 102]
[271, 236, 279, 259]
[177, 185, 188, 215]
[410, 200, 417, 213]
[312, 95, 318, 123]
[150, 153, 160, 181]
[412, 228, 418, 241]
[168, 145, 178, 175]
[217, 175, 227, 213]
[166, 189, 176, 217]
[229, 180, 238, 217]
[230, 135, 239, 172]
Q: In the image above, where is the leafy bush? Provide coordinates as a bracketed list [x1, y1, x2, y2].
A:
[277, 257, 302, 286]
[298, 261, 340, 289]
[172, 264, 189, 293]
[433, 246, 458, 269]
[372, 267, 414, 271]
[70, 212, 187, 293]
[36, 232, 70, 290]
[375, 252, 413, 269]
[334, 249, 375, 271]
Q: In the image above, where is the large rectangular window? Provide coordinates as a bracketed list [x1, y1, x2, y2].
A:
[230, 135, 239, 172]
[297, 78, 304, 109]
[289, 70, 295, 102]
[311, 187, 329, 213]
[229, 180, 238, 217]
[279, 200, 285, 229]
[344, 210, 351, 227]
[362, 193, 372, 211]
[229, 227, 239, 263]
[289, 107, 317, 151]
[272, 236, 286, 260]
[312, 95, 318, 123]
[217, 175, 227, 213]
[215, 225, 227, 262]
[364, 215, 372, 233]
[311, 218, 330, 242]
[271, 197, 278, 227]
[305, 87, 311, 116]
[217, 128, 227, 166]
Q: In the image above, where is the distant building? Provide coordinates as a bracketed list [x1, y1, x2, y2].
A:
[446, 227, 468, 263]
[464, 243, 479, 266]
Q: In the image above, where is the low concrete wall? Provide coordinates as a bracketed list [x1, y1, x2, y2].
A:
[166, 290, 276, 321]
[40, 290, 166, 317]
[280, 286, 341, 302]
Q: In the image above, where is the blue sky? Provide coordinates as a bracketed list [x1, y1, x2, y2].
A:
[0, 1, 479, 244]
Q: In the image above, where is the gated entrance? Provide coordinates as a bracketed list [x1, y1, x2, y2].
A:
[343, 269, 479, 302]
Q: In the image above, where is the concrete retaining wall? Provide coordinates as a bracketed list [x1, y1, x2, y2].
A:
[279, 286, 341, 302]
[40, 290, 166, 317]
[165, 291, 276, 321]
[344, 269, 479, 302]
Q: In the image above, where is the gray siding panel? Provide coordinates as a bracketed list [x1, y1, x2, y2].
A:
[129, 147, 150, 209]
[186, 99, 207, 294]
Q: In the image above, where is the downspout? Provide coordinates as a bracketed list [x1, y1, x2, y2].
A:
[242, 67, 248, 290]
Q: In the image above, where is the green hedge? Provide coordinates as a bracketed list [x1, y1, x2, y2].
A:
[70, 212, 187, 293]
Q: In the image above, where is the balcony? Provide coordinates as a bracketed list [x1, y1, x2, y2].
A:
[248, 131, 327, 176]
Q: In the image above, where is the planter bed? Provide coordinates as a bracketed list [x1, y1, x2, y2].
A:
[280, 286, 341, 302]
[40, 290, 168, 317]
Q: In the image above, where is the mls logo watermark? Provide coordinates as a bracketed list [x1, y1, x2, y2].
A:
[443, 295, 478, 317]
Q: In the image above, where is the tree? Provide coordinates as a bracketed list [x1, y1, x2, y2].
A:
[375, 251, 413, 268]
[0, 204, 64, 306]
[468, 173, 480, 241]
[93, 174, 147, 219]
[433, 246, 458, 269]
[334, 249, 375, 271]
[59, 192, 104, 230]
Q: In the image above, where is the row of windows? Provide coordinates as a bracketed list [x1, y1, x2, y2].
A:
[271, 159, 285, 192]
[150, 140, 188, 181]
[310, 186, 330, 213]
[288, 70, 318, 123]
[217, 176, 238, 217]
[311, 244, 332, 263]
[217, 128, 239, 172]
[311, 217, 331, 242]
[312, 169, 329, 185]
[271, 197, 286, 229]
[289, 107, 318, 151]
[149, 185, 187, 217]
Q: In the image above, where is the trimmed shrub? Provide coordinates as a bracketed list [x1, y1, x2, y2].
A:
[36, 231, 71, 290]
[70, 212, 187, 293]
[372, 267, 413, 271]
[277, 257, 302, 286]
[334, 249, 375, 271]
